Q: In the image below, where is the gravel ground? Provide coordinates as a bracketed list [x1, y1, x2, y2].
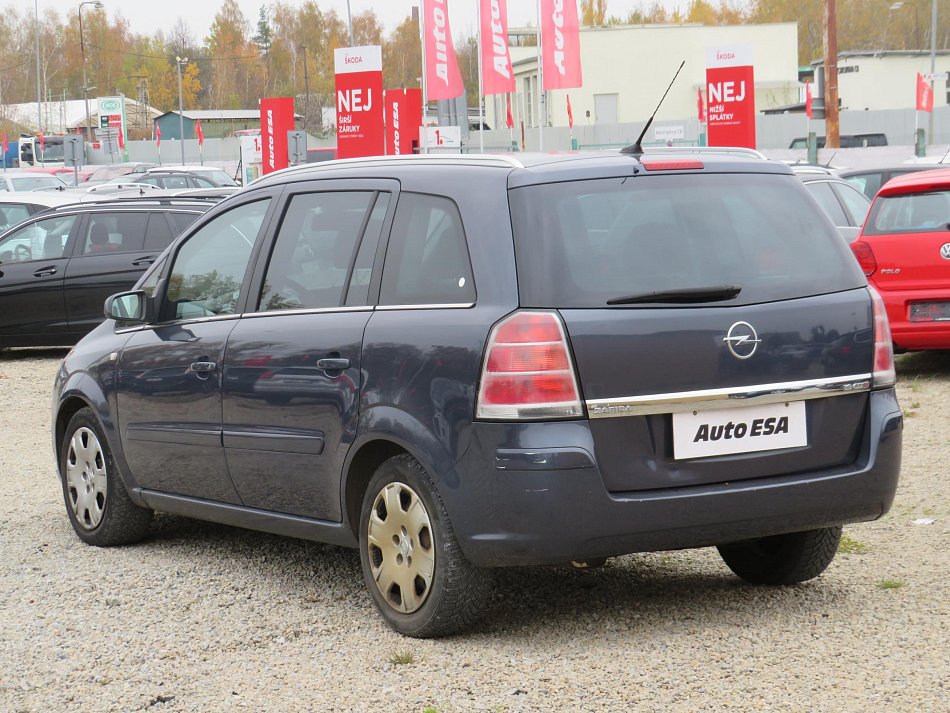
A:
[1, 347, 947, 713]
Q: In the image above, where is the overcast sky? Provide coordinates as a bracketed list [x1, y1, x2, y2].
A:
[33, 1, 737, 43]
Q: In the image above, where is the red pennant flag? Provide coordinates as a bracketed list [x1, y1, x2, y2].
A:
[697, 87, 706, 123]
[423, 0, 464, 101]
[117, 125, 124, 149]
[916, 72, 933, 112]
[805, 81, 813, 119]
[505, 94, 514, 129]
[2, 131, 7, 154]
[196, 120, 204, 146]
[567, 94, 574, 129]
[38, 132, 45, 151]
[541, 0, 582, 90]
[480, 0, 515, 95]
[155, 124, 161, 147]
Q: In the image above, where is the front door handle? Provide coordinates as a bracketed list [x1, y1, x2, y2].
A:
[131, 256, 157, 267]
[33, 266, 57, 277]
[316, 358, 350, 371]
[190, 361, 217, 374]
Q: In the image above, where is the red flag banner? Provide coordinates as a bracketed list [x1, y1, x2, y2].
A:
[38, 132, 45, 151]
[505, 94, 514, 129]
[384, 88, 422, 155]
[541, 0, 582, 91]
[480, 0, 515, 95]
[423, 0, 464, 100]
[155, 124, 161, 147]
[2, 131, 7, 155]
[805, 81, 812, 119]
[196, 120, 204, 146]
[697, 86, 706, 123]
[567, 94, 574, 129]
[117, 125, 124, 150]
[916, 72, 933, 112]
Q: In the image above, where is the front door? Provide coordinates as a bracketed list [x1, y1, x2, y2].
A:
[116, 197, 275, 502]
[222, 183, 395, 521]
[0, 213, 79, 344]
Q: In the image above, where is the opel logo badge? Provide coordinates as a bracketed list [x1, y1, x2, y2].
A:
[723, 321, 761, 360]
[941, 243, 950, 260]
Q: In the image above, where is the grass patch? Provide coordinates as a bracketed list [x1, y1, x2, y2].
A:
[838, 533, 870, 554]
[422, 707, 440, 713]
[903, 409, 917, 418]
[876, 579, 905, 590]
[910, 376, 923, 393]
[388, 651, 415, 666]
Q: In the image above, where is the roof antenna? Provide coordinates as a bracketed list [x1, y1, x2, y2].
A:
[621, 60, 686, 156]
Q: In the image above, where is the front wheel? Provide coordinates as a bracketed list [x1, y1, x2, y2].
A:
[359, 454, 490, 638]
[60, 407, 152, 547]
[717, 526, 842, 585]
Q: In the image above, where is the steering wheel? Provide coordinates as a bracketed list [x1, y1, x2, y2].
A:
[14, 244, 32, 261]
[279, 277, 311, 307]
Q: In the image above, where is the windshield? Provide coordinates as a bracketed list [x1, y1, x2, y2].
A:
[201, 169, 237, 187]
[38, 138, 65, 162]
[10, 176, 65, 191]
[863, 190, 950, 235]
[509, 173, 867, 308]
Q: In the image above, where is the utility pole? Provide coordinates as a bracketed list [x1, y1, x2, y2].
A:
[176, 57, 188, 165]
[79, 1, 103, 164]
[824, 0, 840, 149]
[300, 46, 310, 133]
[928, 0, 937, 144]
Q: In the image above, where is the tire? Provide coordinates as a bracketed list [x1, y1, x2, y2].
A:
[717, 526, 842, 585]
[358, 454, 490, 638]
[60, 407, 152, 547]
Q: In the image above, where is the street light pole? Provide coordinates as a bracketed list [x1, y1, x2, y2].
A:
[34, 0, 42, 149]
[176, 56, 188, 165]
[79, 1, 103, 165]
[300, 46, 310, 132]
[346, 0, 354, 46]
[928, 0, 937, 144]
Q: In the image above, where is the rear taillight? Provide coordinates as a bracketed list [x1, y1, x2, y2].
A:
[868, 286, 895, 388]
[476, 311, 584, 420]
[850, 241, 877, 276]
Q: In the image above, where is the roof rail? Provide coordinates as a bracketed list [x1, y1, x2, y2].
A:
[50, 195, 221, 211]
[636, 146, 768, 160]
[253, 152, 524, 184]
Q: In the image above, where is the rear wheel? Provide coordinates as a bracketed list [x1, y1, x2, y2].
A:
[358, 454, 490, 637]
[717, 526, 842, 585]
[60, 407, 152, 546]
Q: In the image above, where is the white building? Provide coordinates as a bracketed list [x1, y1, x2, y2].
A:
[485, 22, 800, 133]
[813, 50, 950, 111]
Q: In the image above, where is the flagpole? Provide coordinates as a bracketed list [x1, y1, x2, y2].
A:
[420, 4, 429, 155]
[476, 1, 485, 154]
[536, 0, 543, 151]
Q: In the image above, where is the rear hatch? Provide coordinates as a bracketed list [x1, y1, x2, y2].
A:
[508, 166, 874, 493]
[859, 184, 950, 312]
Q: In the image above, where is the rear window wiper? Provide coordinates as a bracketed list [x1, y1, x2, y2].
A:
[606, 285, 742, 305]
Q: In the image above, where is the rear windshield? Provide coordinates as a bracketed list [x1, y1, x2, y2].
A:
[863, 190, 950, 236]
[509, 173, 866, 308]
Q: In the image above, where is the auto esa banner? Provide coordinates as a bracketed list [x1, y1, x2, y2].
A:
[335, 45, 385, 159]
[541, 0, 582, 91]
[480, 0, 515, 95]
[385, 88, 422, 155]
[260, 97, 295, 174]
[705, 45, 756, 149]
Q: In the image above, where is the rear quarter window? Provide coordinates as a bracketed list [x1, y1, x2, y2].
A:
[509, 172, 867, 308]
[864, 190, 950, 235]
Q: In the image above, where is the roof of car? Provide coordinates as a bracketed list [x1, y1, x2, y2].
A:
[249, 149, 791, 191]
[876, 167, 950, 196]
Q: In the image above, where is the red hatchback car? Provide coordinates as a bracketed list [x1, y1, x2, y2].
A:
[851, 168, 950, 351]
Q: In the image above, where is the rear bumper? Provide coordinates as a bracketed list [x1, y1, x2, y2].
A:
[444, 389, 902, 567]
[879, 286, 950, 350]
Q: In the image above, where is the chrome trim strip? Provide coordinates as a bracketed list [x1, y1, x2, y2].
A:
[375, 303, 475, 311]
[586, 374, 873, 418]
[114, 313, 240, 334]
[242, 305, 373, 318]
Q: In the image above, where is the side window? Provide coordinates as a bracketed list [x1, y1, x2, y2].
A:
[0, 214, 77, 263]
[81, 212, 148, 254]
[165, 199, 270, 320]
[345, 192, 391, 306]
[832, 183, 872, 227]
[167, 212, 201, 236]
[161, 176, 190, 190]
[258, 191, 376, 311]
[143, 212, 175, 251]
[805, 182, 848, 226]
[379, 193, 475, 306]
[193, 176, 215, 188]
[0, 204, 33, 231]
[139, 256, 167, 298]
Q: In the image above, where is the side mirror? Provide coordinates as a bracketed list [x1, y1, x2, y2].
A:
[104, 290, 150, 323]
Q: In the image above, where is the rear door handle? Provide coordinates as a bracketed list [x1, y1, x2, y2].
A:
[316, 358, 350, 371]
[33, 266, 57, 277]
[190, 361, 217, 373]
[131, 256, 157, 267]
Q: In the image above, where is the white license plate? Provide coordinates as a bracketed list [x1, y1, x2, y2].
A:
[672, 401, 807, 460]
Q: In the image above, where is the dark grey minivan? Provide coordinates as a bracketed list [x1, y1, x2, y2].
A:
[52, 151, 902, 637]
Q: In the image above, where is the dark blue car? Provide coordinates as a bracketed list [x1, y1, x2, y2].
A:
[52, 150, 902, 637]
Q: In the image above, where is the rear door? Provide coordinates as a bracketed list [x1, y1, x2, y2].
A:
[221, 179, 396, 521]
[509, 170, 874, 493]
[63, 210, 167, 336]
[0, 213, 78, 342]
